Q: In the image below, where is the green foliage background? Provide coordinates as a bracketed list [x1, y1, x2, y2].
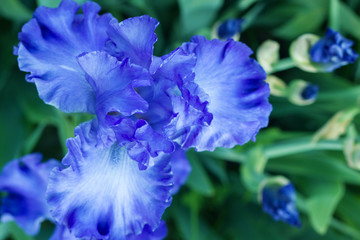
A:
[1, 0, 360, 239]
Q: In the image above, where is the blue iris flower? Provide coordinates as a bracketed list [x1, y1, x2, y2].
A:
[0, 154, 60, 235]
[261, 183, 301, 227]
[14, 0, 271, 238]
[310, 28, 358, 72]
[217, 18, 244, 40]
[166, 36, 272, 151]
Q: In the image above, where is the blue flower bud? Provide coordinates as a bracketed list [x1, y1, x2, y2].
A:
[310, 28, 358, 72]
[215, 18, 243, 40]
[300, 84, 319, 101]
[261, 181, 301, 227]
[288, 80, 318, 106]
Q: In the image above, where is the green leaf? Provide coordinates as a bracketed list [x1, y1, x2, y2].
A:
[238, 0, 260, 10]
[170, 198, 192, 240]
[200, 157, 228, 184]
[0, 94, 25, 169]
[337, 192, 360, 232]
[186, 150, 215, 196]
[339, 1, 360, 40]
[0, 223, 10, 240]
[267, 152, 360, 185]
[23, 123, 47, 154]
[0, 0, 32, 22]
[241, 146, 267, 192]
[7, 222, 34, 240]
[19, 84, 58, 126]
[178, 0, 223, 36]
[329, 0, 340, 30]
[305, 181, 345, 234]
[274, 7, 326, 39]
[37, 0, 87, 7]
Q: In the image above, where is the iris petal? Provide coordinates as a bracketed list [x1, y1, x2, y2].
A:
[49, 224, 77, 240]
[0, 154, 60, 235]
[176, 36, 272, 151]
[170, 145, 191, 194]
[128, 221, 167, 240]
[47, 120, 173, 239]
[109, 117, 175, 170]
[77, 51, 151, 118]
[106, 15, 159, 69]
[16, 0, 113, 113]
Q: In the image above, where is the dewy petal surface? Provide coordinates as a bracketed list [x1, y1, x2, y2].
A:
[16, 0, 113, 113]
[0, 153, 60, 235]
[177, 36, 272, 151]
[106, 15, 159, 68]
[47, 120, 173, 239]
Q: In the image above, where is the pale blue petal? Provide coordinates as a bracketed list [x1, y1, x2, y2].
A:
[16, 0, 113, 113]
[77, 51, 151, 119]
[47, 120, 173, 239]
[177, 36, 272, 151]
[106, 15, 159, 68]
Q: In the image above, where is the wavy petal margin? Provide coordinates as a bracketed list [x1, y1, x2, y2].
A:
[106, 15, 159, 69]
[127, 221, 167, 240]
[175, 36, 272, 151]
[16, 0, 113, 113]
[47, 120, 173, 239]
[108, 117, 174, 170]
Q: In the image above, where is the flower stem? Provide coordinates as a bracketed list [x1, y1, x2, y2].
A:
[205, 137, 344, 163]
[330, 218, 360, 239]
[242, 3, 265, 31]
[56, 111, 75, 156]
[264, 137, 344, 159]
[23, 122, 46, 155]
[268, 58, 296, 74]
[329, 0, 340, 31]
[318, 86, 360, 101]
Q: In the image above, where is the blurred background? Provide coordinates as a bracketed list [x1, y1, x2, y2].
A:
[1, 0, 360, 239]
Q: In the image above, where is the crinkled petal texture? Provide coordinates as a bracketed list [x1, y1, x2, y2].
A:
[171, 36, 272, 151]
[148, 47, 208, 132]
[127, 221, 167, 240]
[77, 51, 151, 122]
[16, 0, 113, 113]
[109, 118, 175, 170]
[0, 153, 60, 235]
[47, 120, 173, 239]
[106, 15, 159, 68]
